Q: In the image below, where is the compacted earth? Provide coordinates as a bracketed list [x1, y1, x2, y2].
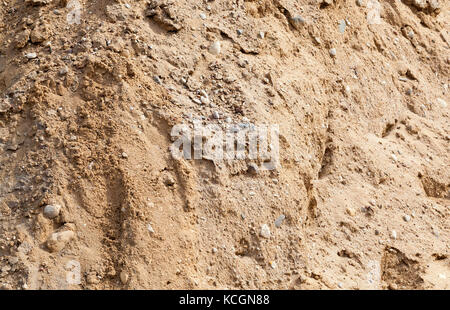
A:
[0, 0, 448, 289]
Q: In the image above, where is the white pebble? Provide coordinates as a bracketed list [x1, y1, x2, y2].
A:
[260, 224, 271, 238]
[43, 204, 61, 219]
[209, 41, 221, 55]
[329, 48, 337, 57]
[437, 98, 447, 108]
[391, 230, 397, 239]
[25, 53, 37, 59]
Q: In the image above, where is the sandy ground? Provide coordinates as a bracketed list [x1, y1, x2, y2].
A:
[0, 0, 449, 289]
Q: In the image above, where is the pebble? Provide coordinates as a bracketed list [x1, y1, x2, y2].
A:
[346, 207, 356, 216]
[258, 31, 265, 39]
[46, 230, 75, 253]
[43, 204, 61, 219]
[59, 67, 68, 75]
[237, 29, 243, 36]
[247, 162, 259, 175]
[199, 13, 206, 20]
[260, 224, 271, 238]
[390, 230, 397, 240]
[212, 111, 220, 119]
[403, 214, 411, 222]
[291, 15, 305, 30]
[274, 215, 285, 228]
[147, 223, 155, 233]
[329, 48, 337, 57]
[121, 152, 128, 158]
[212, 247, 218, 254]
[25, 52, 37, 59]
[200, 96, 209, 104]
[86, 274, 100, 284]
[437, 98, 447, 108]
[338, 20, 346, 33]
[209, 41, 221, 55]
[120, 271, 129, 284]
[153, 76, 162, 84]
[356, 0, 364, 7]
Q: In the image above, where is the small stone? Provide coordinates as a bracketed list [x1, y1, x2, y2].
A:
[86, 273, 100, 284]
[356, 0, 364, 7]
[407, 30, 414, 39]
[147, 223, 155, 233]
[164, 175, 175, 186]
[59, 67, 68, 75]
[25, 52, 37, 59]
[247, 162, 259, 175]
[274, 215, 286, 228]
[124, 3, 130, 9]
[403, 215, 411, 222]
[390, 230, 397, 240]
[120, 271, 129, 284]
[291, 15, 305, 30]
[200, 96, 210, 104]
[212, 247, 218, 254]
[269, 261, 277, 269]
[209, 41, 221, 55]
[121, 152, 128, 158]
[329, 48, 337, 57]
[153, 76, 162, 84]
[437, 98, 447, 108]
[212, 111, 220, 119]
[406, 88, 412, 96]
[258, 31, 265, 39]
[43, 204, 61, 219]
[199, 13, 206, 20]
[46, 229, 75, 253]
[338, 20, 346, 33]
[260, 224, 271, 238]
[237, 29, 243, 35]
[346, 207, 356, 216]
